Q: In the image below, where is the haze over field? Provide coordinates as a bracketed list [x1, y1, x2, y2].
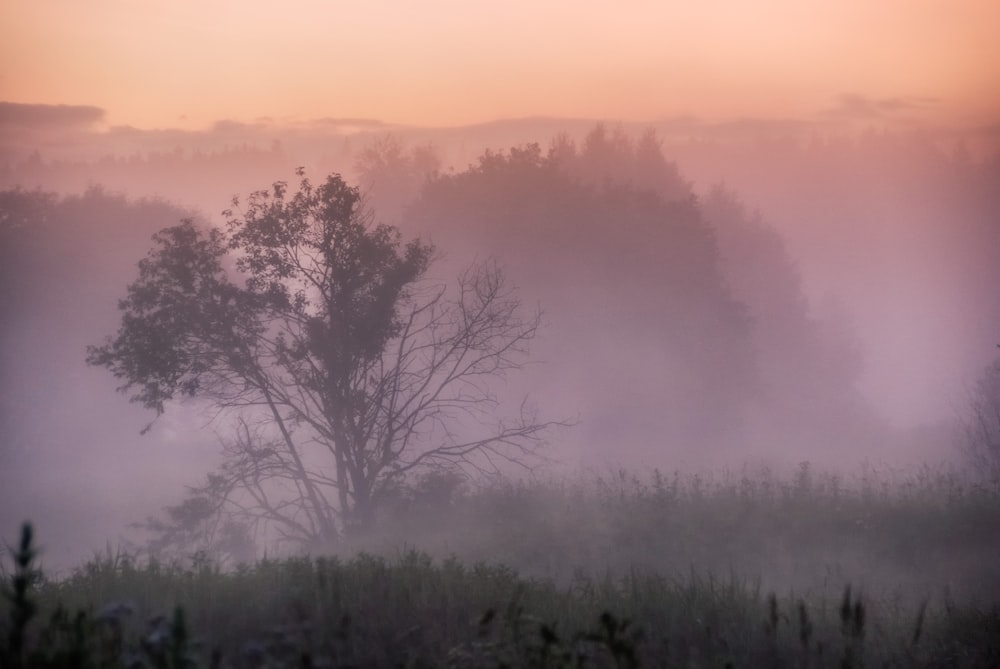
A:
[1, 1, 999, 570]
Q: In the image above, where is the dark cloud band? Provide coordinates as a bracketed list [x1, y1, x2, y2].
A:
[0, 102, 105, 128]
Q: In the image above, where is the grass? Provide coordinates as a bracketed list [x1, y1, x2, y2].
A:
[364, 464, 1000, 602]
[3, 465, 999, 667]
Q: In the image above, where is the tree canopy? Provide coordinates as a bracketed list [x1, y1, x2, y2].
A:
[402, 139, 756, 456]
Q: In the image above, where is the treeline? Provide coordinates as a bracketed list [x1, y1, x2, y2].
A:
[5, 126, 996, 474]
[380, 128, 885, 464]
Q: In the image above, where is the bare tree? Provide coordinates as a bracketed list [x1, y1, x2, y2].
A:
[89, 170, 557, 548]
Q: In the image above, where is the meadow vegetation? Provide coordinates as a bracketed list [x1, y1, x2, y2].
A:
[3, 465, 999, 667]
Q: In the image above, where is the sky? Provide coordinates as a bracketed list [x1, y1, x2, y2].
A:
[2, 0, 998, 133]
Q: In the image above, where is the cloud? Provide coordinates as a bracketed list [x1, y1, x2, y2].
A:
[877, 96, 939, 112]
[100, 117, 389, 148]
[210, 119, 269, 134]
[823, 94, 939, 119]
[0, 102, 105, 129]
[647, 115, 815, 141]
[653, 115, 704, 132]
[709, 117, 813, 136]
[306, 117, 388, 129]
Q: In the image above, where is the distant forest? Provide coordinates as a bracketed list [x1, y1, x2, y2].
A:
[5, 126, 998, 471]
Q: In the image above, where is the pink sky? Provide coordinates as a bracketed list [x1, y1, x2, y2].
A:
[3, 0, 997, 131]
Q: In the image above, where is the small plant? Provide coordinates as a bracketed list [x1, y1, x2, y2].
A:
[839, 586, 866, 669]
[2, 523, 203, 669]
[1, 523, 41, 669]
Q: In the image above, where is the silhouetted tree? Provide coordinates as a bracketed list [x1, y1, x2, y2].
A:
[1, 187, 192, 504]
[133, 479, 257, 565]
[550, 124, 689, 201]
[354, 135, 440, 224]
[88, 170, 555, 546]
[964, 351, 1000, 483]
[0, 189, 57, 334]
[701, 185, 882, 452]
[405, 141, 756, 457]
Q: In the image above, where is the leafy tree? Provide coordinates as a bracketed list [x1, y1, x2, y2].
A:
[1, 187, 194, 526]
[701, 185, 883, 453]
[964, 351, 1000, 483]
[132, 481, 257, 565]
[88, 170, 554, 547]
[353, 135, 440, 224]
[405, 141, 756, 459]
[542, 125, 689, 203]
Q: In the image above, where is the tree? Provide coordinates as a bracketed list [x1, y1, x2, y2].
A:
[405, 140, 756, 460]
[353, 135, 440, 224]
[963, 350, 1000, 483]
[1, 187, 196, 540]
[88, 170, 555, 548]
[700, 185, 883, 455]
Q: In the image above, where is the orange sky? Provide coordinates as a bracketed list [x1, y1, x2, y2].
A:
[2, 0, 998, 131]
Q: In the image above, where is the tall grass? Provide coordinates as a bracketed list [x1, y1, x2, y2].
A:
[4, 465, 999, 667]
[365, 464, 1000, 601]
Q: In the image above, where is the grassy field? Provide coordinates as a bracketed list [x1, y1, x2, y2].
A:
[3, 465, 999, 667]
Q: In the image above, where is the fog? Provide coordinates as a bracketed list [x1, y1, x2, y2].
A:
[1, 108, 998, 574]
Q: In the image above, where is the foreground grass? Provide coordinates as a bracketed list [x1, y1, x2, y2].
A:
[4, 466, 1000, 667]
[3, 523, 999, 668]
